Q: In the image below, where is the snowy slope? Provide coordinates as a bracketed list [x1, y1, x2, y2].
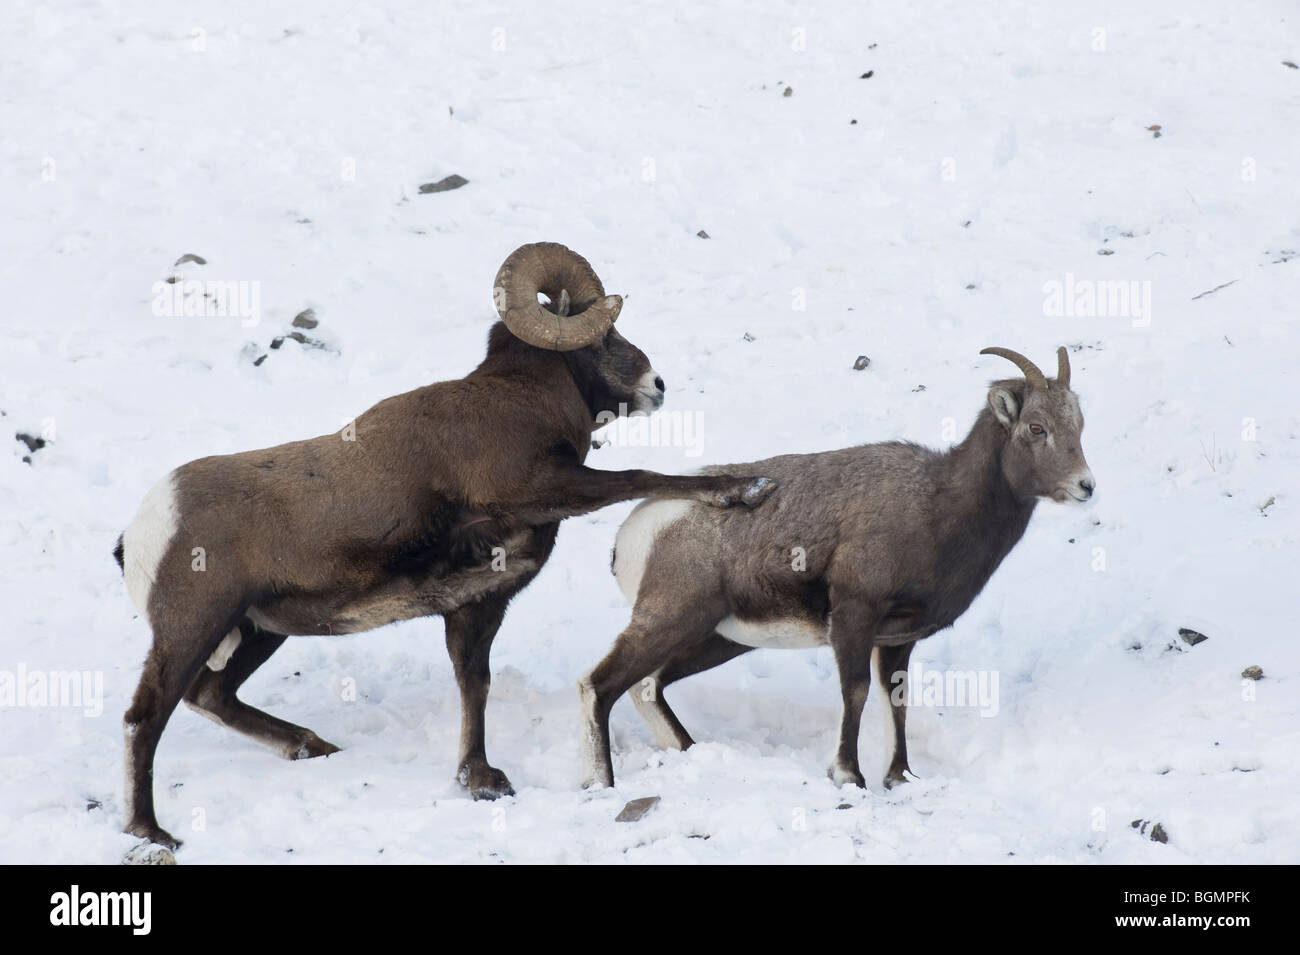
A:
[1, 0, 1297, 863]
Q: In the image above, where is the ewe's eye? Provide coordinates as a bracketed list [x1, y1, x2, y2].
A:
[1028, 423, 1046, 436]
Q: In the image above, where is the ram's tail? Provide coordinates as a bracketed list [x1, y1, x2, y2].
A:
[113, 534, 125, 572]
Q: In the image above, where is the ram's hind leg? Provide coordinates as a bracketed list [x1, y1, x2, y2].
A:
[184, 619, 340, 760]
[628, 632, 753, 750]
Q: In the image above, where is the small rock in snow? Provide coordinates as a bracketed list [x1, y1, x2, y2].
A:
[696, 229, 710, 239]
[15, 432, 46, 454]
[859, 71, 874, 79]
[615, 796, 661, 822]
[1131, 819, 1168, 843]
[1242, 665, 1263, 680]
[853, 355, 870, 370]
[1178, 627, 1209, 647]
[419, 174, 469, 194]
[292, 308, 318, 329]
[743, 332, 756, 342]
[173, 253, 207, 267]
[782, 86, 793, 97]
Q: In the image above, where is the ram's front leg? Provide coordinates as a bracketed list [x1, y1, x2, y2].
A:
[524, 465, 777, 522]
[443, 595, 515, 800]
[826, 593, 881, 789]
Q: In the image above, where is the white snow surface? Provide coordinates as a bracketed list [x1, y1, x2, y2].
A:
[1, 0, 1297, 864]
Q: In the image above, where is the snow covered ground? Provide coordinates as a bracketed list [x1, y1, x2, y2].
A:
[2, 0, 1297, 863]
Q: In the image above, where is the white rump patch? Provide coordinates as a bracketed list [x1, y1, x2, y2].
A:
[206, 628, 242, 671]
[716, 615, 828, 650]
[122, 472, 180, 619]
[612, 499, 693, 604]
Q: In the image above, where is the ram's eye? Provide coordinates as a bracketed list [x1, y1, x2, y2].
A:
[1028, 423, 1045, 436]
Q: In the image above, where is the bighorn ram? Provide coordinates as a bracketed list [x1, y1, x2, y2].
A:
[580, 346, 1093, 790]
[115, 242, 776, 848]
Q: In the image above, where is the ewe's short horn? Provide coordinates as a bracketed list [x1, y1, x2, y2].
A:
[980, 347, 1048, 391]
[1056, 345, 1071, 390]
[493, 242, 623, 351]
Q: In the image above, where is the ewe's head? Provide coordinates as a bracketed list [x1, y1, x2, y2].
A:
[980, 346, 1095, 505]
[493, 242, 664, 424]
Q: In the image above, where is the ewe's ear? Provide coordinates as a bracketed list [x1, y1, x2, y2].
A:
[988, 386, 1020, 429]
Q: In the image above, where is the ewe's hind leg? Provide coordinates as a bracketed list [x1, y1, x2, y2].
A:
[627, 632, 753, 750]
[873, 643, 915, 789]
[184, 619, 340, 760]
[580, 600, 725, 789]
[124, 609, 243, 850]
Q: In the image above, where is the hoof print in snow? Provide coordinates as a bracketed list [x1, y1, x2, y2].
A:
[853, 355, 870, 370]
[291, 308, 319, 329]
[1131, 819, 1168, 844]
[123, 842, 177, 866]
[1178, 627, 1209, 647]
[419, 174, 469, 194]
[1242, 665, 1263, 680]
[743, 332, 756, 342]
[615, 796, 660, 822]
[696, 229, 710, 239]
[173, 253, 207, 267]
[1097, 248, 1114, 255]
[912, 384, 926, 392]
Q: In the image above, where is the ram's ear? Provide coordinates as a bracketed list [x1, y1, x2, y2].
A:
[988, 386, 1020, 429]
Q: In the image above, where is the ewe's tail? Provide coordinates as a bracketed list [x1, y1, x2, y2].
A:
[113, 534, 125, 572]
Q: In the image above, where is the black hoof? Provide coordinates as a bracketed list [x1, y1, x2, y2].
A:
[741, 477, 779, 507]
[125, 821, 181, 851]
[883, 766, 913, 790]
[291, 733, 342, 760]
[457, 762, 516, 801]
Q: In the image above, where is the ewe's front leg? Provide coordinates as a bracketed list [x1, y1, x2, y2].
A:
[873, 643, 916, 789]
[826, 595, 881, 789]
[444, 596, 515, 800]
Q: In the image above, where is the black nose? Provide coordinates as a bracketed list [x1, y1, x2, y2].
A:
[1078, 478, 1094, 495]
[654, 376, 665, 393]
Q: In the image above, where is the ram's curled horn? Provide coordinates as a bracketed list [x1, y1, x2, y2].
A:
[492, 242, 623, 351]
[1056, 345, 1071, 390]
[979, 346, 1049, 391]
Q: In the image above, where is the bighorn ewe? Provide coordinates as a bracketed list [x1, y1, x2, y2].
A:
[580, 346, 1093, 790]
[115, 242, 777, 849]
